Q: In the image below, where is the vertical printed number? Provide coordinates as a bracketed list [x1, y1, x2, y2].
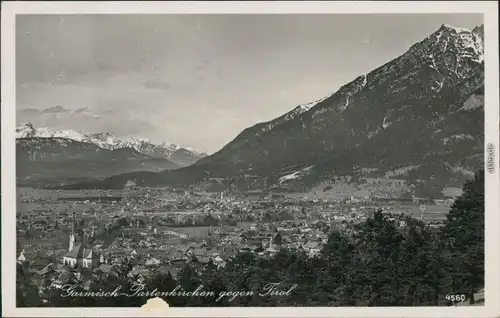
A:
[487, 143, 495, 173]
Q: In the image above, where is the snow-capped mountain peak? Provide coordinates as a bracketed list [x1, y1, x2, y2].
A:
[16, 122, 36, 138]
[16, 122, 86, 141]
[160, 141, 181, 151]
[423, 24, 484, 64]
[439, 24, 471, 33]
[15, 122, 204, 165]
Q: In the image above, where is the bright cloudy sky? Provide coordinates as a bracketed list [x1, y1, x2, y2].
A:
[16, 14, 482, 153]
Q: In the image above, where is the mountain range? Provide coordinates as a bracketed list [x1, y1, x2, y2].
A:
[53, 24, 486, 198]
[16, 123, 207, 187]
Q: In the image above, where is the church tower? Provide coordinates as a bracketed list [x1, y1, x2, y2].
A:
[90, 224, 96, 240]
[69, 211, 76, 251]
[64, 211, 100, 269]
[80, 219, 85, 247]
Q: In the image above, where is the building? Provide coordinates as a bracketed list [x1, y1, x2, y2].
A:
[17, 250, 27, 263]
[301, 241, 322, 257]
[62, 212, 101, 269]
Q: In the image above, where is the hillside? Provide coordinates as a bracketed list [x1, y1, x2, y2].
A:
[16, 138, 180, 187]
[62, 24, 485, 199]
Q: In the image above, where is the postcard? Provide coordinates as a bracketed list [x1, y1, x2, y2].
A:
[1, 1, 499, 317]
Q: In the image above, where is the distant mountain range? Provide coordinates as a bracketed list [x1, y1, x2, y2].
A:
[16, 123, 207, 187]
[57, 24, 485, 198]
[16, 122, 207, 165]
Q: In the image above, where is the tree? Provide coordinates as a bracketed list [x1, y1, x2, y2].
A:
[16, 263, 40, 307]
[353, 210, 404, 305]
[177, 264, 203, 306]
[272, 232, 283, 246]
[440, 170, 484, 304]
[145, 271, 178, 305]
[318, 231, 357, 305]
[397, 218, 445, 305]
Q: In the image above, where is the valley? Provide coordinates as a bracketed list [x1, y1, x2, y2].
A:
[59, 24, 484, 199]
[12, 13, 488, 308]
[17, 185, 450, 268]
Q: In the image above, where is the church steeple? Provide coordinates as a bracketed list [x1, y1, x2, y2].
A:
[69, 211, 76, 251]
[80, 219, 85, 247]
[72, 211, 76, 233]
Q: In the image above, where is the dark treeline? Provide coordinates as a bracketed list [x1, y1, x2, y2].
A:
[17, 171, 484, 307]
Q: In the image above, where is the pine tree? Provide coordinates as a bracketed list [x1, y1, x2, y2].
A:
[440, 170, 484, 304]
[354, 210, 404, 305]
[317, 231, 356, 305]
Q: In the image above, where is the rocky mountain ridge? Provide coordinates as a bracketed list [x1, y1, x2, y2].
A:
[60, 24, 486, 199]
[16, 122, 206, 167]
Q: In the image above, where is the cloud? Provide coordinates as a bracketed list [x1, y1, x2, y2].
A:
[73, 107, 88, 113]
[19, 108, 41, 114]
[16, 104, 153, 136]
[70, 107, 101, 119]
[43, 105, 69, 113]
[17, 105, 103, 130]
[143, 79, 171, 90]
[73, 112, 101, 120]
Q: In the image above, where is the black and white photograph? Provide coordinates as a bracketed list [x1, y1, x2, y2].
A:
[2, 1, 499, 317]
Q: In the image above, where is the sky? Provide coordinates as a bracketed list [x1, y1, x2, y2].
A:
[16, 14, 483, 153]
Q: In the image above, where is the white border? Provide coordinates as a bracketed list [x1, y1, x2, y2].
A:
[2, 1, 499, 317]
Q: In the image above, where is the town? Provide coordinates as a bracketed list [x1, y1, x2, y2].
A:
[16, 183, 451, 303]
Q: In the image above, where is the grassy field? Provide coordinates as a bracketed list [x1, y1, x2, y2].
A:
[17, 187, 124, 199]
[387, 204, 450, 220]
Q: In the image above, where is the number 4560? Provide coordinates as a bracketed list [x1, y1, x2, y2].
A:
[445, 294, 466, 302]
